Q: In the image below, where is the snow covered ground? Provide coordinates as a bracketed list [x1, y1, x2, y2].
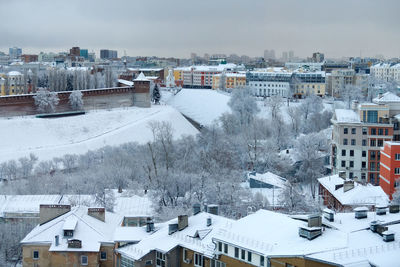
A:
[0, 105, 198, 163]
[166, 89, 231, 126]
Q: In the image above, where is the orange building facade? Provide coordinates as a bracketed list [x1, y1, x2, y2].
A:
[380, 141, 400, 199]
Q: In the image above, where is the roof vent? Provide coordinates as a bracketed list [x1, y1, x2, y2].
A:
[376, 205, 387, 216]
[382, 231, 395, 242]
[354, 207, 368, 219]
[323, 208, 334, 222]
[146, 218, 154, 232]
[299, 226, 322, 240]
[55, 235, 59, 246]
[207, 217, 212, 227]
[343, 180, 355, 192]
[88, 207, 105, 222]
[168, 223, 179, 235]
[206, 204, 219, 215]
[389, 204, 399, 214]
[307, 214, 322, 228]
[193, 203, 201, 215]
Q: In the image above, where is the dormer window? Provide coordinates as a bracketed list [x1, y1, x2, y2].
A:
[64, 230, 73, 237]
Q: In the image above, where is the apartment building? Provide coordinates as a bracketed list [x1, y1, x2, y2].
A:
[182, 64, 240, 88]
[212, 73, 246, 90]
[326, 69, 356, 97]
[380, 141, 400, 199]
[371, 63, 400, 83]
[292, 71, 326, 97]
[331, 104, 394, 185]
[246, 68, 292, 97]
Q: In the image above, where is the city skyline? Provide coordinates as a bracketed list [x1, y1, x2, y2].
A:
[0, 0, 399, 59]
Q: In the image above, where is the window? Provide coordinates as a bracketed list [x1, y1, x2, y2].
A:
[362, 139, 367, 146]
[371, 151, 376, 160]
[362, 151, 366, 157]
[100, 251, 107, 261]
[362, 128, 367, 135]
[81, 255, 88, 266]
[395, 168, 400, 175]
[341, 161, 346, 167]
[183, 248, 190, 263]
[64, 230, 73, 237]
[234, 247, 239, 258]
[224, 243, 228, 254]
[370, 139, 376, 147]
[361, 173, 366, 180]
[260, 256, 265, 266]
[344, 128, 348, 134]
[378, 129, 383, 135]
[371, 128, 377, 135]
[351, 139, 356, 146]
[367, 111, 378, 123]
[210, 260, 226, 267]
[218, 242, 222, 252]
[341, 149, 346, 156]
[396, 154, 400, 161]
[370, 173, 375, 184]
[121, 256, 135, 267]
[156, 251, 166, 267]
[350, 150, 354, 157]
[362, 161, 366, 168]
[194, 253, 204, 267]
[351, 128, 356, 134]
[350, 161, 354, 168]
[33, 250, 39, 260]
[378, 140, 383, 147]
[343, 139, 348, 145]
[370, 162, 375, 171]
[248, 251, 252, 262]
[145, 260, 153, 266]
[385, 129, 389, 135]
[241, 249, 246, 260]
[349, 172, 354, 179]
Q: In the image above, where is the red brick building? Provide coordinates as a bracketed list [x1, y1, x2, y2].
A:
[380, 141, 400, 199]
[21, 54, 38, 63]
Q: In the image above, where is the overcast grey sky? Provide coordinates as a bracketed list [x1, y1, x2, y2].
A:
[0, 0, 399, 59]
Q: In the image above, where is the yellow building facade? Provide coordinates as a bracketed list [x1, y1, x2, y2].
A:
[212, 73, 246, 89]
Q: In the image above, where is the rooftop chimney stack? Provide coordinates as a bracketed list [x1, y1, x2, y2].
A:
[88, 207, 105, 222]
[178, 215, 188, 231]
[343, 180, 355, 193]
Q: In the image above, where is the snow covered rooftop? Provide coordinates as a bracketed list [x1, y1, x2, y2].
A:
[118, 79, 134, 86]
[318, 175, 389, 206]
[134, 72, 149, 81]
[334, 109, 361, 123]
[21, 206, 123, 252]
[167, 89, 231, 126]
[373, 92, 400, 104]
[0, 195, 62, 217]
[247, 172, 287, 188]
[7, 71, 22, 76]
[117, 212, 234, 260]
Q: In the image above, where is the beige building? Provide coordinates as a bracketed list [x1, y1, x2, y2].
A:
[212, 73, 246, 89]
[293, 71, 326, 97]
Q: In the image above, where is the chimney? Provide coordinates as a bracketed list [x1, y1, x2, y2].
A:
[178, 215, 188, 231]
[55, 235, 59, 246]
[118, 186, 122, 193]
[40, 204, 71, 225]
[88, 207, 105, 222]
[343, 180, 355, 193]
[207, 217, 212, 227]
[307, 214, 322, 228]
[146, 217, 154, 232]
[168, 223, 179, 235]
[207, 205, 219, 215]
[193, 203, 201, 215]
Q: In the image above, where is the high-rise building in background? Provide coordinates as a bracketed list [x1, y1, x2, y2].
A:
[282, 51, 288, 62]
[288, 50, 294, 61]
[263, 49, 275, 60]
[80, 49, 89, 59]
[100, 49, 118, 59]
[69, 47, 80, 57]
[312, 52, 325, 62]
[9, 47, 22, 59]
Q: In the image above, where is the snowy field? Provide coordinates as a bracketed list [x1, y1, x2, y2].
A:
[0, 105, 198, 163]
[166, 89, 231, 126]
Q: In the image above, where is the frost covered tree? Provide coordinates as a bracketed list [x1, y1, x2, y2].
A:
[33, 88, 59, 113]
[219, 71, 226, 91]
[340, 84, 363, 109]
[228, 86, 260, 127]
[69, 90, 84, 110]
[265, 95, 283, 119]
[152, 84, 161, 104]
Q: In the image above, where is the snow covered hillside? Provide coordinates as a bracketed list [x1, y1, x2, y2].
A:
[0, 105, 199, 163]
[167, 89, 231, 126]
